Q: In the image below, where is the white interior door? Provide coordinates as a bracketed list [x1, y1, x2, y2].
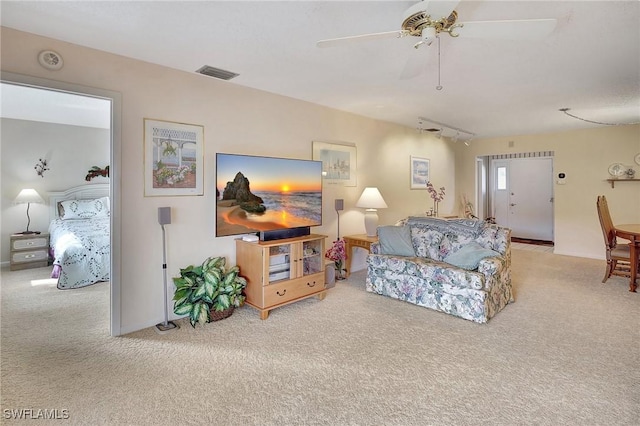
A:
[491, 157, 554, 241]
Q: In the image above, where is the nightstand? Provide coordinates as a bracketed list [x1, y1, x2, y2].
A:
[10, 233, 50, 271]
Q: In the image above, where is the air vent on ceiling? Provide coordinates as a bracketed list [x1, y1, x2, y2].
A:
[196, 65, 239, 81]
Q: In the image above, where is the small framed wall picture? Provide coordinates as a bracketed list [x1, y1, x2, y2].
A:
[410, 156, 430, 189]
[312, 141, 357, 186]
[143, 118, 204, 196]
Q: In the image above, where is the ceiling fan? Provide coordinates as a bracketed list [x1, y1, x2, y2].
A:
[317, 1, 557, 79]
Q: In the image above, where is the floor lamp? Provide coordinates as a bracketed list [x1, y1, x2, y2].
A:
[155, 207, 179, 334]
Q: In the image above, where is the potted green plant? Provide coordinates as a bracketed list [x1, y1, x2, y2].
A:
[172, 256, 247, 328]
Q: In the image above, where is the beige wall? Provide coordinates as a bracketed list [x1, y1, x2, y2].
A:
[453, 125, 640, 259]
[1, 28, 455, 333]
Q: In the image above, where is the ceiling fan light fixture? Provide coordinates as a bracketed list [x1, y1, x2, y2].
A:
[414, 26, 436, 48]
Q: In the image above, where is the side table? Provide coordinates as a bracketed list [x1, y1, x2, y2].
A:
[10, 233, 50, 271]
[343, 234, 378, 277]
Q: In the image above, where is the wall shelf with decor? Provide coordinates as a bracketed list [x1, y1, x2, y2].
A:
[606, 179, 640, 188]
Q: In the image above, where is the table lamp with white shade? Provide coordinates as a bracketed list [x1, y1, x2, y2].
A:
[14, 188, 45, 235]
[356, 187, 388, 237]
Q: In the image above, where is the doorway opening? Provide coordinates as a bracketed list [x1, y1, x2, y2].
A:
[1, 72, 122, 336]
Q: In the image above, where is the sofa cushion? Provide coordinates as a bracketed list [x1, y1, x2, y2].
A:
[476, 225, 498, 250]
[367, 254, 485, 291]
[439, 232, 478, 259]
[443, 242, 501, 270]
[407, 216, 487, 238]
[378, 225, 415, 257]
[410, 227, 445, 260]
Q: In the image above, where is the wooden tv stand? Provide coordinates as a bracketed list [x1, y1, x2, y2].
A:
[236, 234, 327, 319]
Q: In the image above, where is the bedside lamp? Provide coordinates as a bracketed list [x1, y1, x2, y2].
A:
[14, 189, 45, 235]
[356, 187, 388, 237]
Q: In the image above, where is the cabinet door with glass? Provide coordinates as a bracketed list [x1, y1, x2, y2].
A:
[267, 243, 292, 283]
[299, 238, 323, 277]
[265, 238, 324, 283]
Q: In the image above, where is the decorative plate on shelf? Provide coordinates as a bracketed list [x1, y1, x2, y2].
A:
[635, 153, 640, 166]
[608, 163, 626, 178]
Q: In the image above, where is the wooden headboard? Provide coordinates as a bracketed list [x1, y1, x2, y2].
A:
[48, 184, 110, 222]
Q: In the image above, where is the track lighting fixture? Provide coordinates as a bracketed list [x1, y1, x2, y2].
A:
[416, 117, 474, 145]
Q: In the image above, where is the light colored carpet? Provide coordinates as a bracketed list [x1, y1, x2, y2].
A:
[1, 249, 638, 425]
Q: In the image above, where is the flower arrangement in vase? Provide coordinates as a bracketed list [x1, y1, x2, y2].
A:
[325, 239, 347, 280]
[426, 181, 445, 217]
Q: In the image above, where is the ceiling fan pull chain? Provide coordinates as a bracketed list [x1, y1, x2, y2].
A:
[436, 36, 443, 91]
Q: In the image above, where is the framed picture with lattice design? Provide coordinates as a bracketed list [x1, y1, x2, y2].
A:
[144, 118, 204, 196]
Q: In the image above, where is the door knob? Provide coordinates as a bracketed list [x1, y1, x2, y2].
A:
[510, 203, 517, 206]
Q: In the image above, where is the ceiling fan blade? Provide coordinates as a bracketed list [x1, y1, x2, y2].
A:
[399, 47, 429, 80]
[454, 19, 557, 40]
[317, 30, 409, 48]
[410, 0, 460, 21]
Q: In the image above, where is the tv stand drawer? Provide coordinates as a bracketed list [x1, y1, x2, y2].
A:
[264, 273, 324, 306]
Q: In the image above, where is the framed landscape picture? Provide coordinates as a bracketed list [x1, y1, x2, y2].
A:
[312, 141, 357, 186]
[410, 156, 430, 189]
[144, 118, 204, 196]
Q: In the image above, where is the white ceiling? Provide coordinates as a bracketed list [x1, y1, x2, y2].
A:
[0, 83, 111, 129]
[1, 1, 639, 139]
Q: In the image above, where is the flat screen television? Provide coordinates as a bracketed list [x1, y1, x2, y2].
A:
[216, 153, 323, 238]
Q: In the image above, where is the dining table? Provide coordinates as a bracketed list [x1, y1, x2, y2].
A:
[614, 223, 640, 292]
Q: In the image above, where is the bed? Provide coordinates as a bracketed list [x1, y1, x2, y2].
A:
[48, 184, 110, 290]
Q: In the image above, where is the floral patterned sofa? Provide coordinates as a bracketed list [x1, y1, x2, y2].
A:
[366, 217, 513, 323]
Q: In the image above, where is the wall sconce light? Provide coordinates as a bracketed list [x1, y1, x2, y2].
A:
[14, 189, 45, 234]
[356, 187, 388, 237]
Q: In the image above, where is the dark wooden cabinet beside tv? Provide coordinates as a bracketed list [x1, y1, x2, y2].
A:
[236, 234, 327, 320]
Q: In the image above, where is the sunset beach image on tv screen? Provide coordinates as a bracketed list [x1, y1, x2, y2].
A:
[216, 153, 322, 237]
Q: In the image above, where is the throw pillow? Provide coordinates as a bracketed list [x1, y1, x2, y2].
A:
[443, 241, 501, 270]
[378, 225, 415, 257]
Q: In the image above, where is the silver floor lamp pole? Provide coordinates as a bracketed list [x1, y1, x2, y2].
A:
[156, 207, 178, 334]
[335, 199, 344, 239]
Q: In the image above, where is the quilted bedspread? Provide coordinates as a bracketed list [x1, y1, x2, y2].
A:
[49, 217, 110, 289]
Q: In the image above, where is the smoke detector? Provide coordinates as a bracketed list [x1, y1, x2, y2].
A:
[38, 50, 64, 71]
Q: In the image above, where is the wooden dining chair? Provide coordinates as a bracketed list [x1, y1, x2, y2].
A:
[596, 195, 633, 283]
